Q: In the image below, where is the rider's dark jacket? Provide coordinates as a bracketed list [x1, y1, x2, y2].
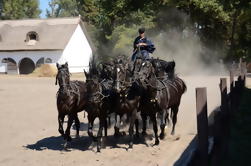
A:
[131, 36, 155, 61]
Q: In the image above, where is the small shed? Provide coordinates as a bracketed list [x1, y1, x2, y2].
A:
[0, 16, 95, 74]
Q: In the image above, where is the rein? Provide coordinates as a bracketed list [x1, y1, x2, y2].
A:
[86, 79, 109, 101]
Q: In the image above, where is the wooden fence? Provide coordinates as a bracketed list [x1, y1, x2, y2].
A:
[191, 58, 247, 166]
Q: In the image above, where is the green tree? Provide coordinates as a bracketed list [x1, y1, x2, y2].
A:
[46, 0, 79, 18]
[1, 0, 40, 19]
[43, 0, 251, 61]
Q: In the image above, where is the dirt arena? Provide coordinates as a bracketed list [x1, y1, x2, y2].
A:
[0, 74, 243, 166]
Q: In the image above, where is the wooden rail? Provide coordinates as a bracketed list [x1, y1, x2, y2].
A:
[192, 58, 247, 166]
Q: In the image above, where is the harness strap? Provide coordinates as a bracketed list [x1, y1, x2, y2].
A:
[56, 81, 81, 106]
[164, 79, 179, 93]
[159, 80, 170, 106]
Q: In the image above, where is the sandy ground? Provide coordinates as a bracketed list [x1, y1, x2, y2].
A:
[0, 74, 246, 166]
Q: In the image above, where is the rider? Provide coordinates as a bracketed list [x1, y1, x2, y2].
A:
[131, 27, 156, 61]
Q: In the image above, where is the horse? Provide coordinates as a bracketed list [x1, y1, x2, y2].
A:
[134, 59, 186, 145]
[151, 58, 176, 79]
[55, 62, 87, 147]
[84, 67, 118, 152]
[113, 59, 141, 148]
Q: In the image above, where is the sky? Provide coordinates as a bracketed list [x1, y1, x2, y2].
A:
[39, 0, 50, 18]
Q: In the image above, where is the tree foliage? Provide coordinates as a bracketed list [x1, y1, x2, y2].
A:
[1, 0, 40, 19]
[46, 0, 79, 18]
[2, 0, 249, 61]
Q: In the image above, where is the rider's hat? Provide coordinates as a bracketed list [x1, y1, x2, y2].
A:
[138, 27, 145, 34]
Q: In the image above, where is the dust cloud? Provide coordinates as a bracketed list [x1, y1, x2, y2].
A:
[151, 28, 227, 76]
[148, 8, 227, 76]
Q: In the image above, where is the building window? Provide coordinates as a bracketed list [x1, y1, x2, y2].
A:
[36, 57, 45, 67]
[25, 31, 39, 45]
[45, 58, 52, 63]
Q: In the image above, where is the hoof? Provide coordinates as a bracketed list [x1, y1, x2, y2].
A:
[67, 136, 72, 142]
[63, 141, 71, 150]
[134, 133, 140, 139]
[114, 131, 126, 138]
[141, 131, 147, 136]
[159, 133, 165, 140]
[59, 130, 64, 136]
[154, 139, 160, 146]
[171, 131, 175, 135]
[129, 142, 133, 149]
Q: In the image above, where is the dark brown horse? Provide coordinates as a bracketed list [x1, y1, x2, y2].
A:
[113, 59, 141, 148]
[84, 70, 113, 152]
[135, 59, 186, 145]
[151, 58, 175, 79]
[55, 62, 87, 147]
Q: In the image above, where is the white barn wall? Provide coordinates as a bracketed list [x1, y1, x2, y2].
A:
[0, 51, 63, 73]
[62, 24, 92, 73]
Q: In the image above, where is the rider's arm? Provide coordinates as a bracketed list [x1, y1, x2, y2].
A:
[137, 43, 147, 46]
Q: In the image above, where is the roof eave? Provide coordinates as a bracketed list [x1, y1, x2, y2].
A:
[0, 49, 64, 52]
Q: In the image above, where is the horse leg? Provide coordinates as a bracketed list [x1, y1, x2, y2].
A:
[159, 109, 167, 139]
[135, 119, 139, 138]
[114, 114, 123, 137]
[74, 113, 80, 138]
[107, 115, 111, 126]
[141, 113, 147, 136]
[129, 110, 137, 149]
[171, 106, 179, 135]
[63, 114, 74, 149]
[87, 115, 96, 142]
[150, 114, 159, 145]
[97, 117, 105, 152]
[104, 117, 108, 137]
[58, 114, 65, 136]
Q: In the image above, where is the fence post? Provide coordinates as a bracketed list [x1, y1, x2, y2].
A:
[196, 87, 208, 166]
[239, 58, 242, 75]
[241, 61, 246, 87]
[230, 70, 234, 92]
[220, 78, 227, 109]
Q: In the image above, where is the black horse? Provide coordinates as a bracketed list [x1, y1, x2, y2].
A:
[84, 66, 117, 152]
[151, 58, 176, 79]
[134, 59, 186, 145]
[55, 62, 87, 147]
[113, 59, 141, 148]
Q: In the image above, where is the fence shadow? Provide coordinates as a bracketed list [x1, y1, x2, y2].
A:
[173, 106, 220, 166]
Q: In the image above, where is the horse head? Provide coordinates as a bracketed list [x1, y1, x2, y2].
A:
[84, 70, 103, 105]
[137, 60, 155, 89]
[151, 58, 164, 78]
[99, 62, 115, 80]
[114, 60, 131, 93]
[55, 62, 70, 89]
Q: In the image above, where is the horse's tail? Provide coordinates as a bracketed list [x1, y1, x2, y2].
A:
[176, 77, 187, 94]
[182, 80, 187, 94]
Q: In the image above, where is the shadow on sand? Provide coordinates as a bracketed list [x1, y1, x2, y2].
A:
[24, 135, 149, 152]
[24, 130, 150, 152]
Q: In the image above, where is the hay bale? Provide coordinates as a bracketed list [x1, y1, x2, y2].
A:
[31, 64, 57, 77]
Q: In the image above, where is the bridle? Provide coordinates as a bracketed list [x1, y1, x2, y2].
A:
[86, 78, 109, 103]
[56, 68, 81, 105]
[55, 68, 70, 87]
